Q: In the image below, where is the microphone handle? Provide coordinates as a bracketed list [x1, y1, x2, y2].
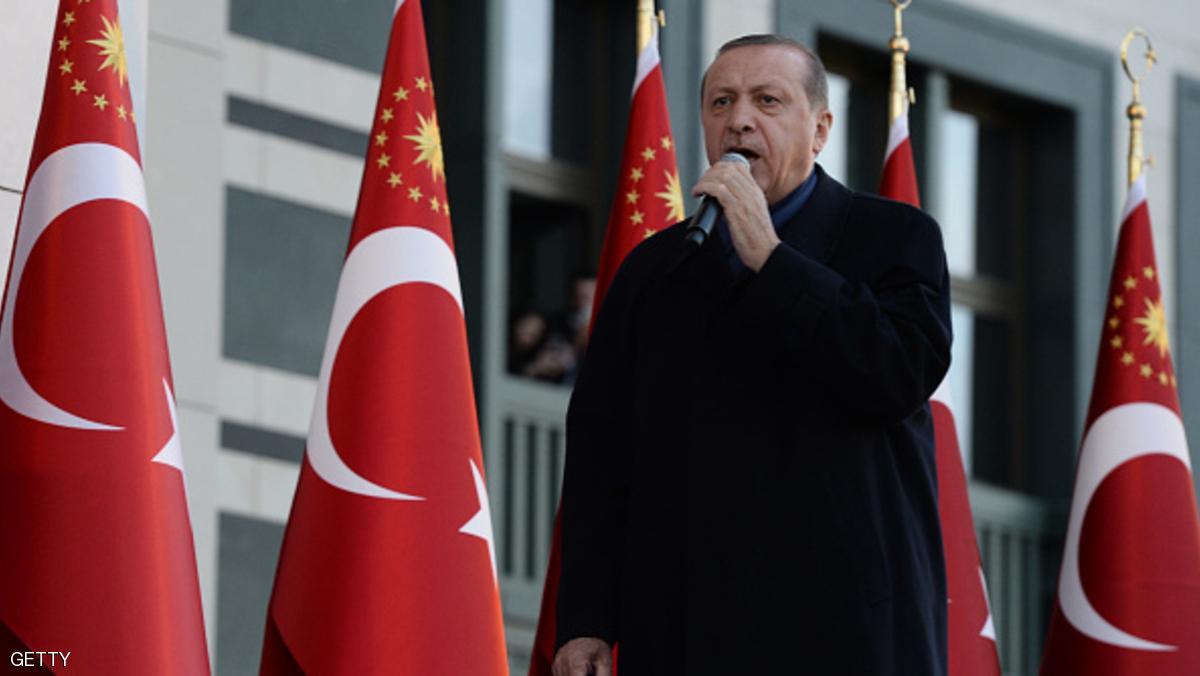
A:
[683, 195, 720, 248]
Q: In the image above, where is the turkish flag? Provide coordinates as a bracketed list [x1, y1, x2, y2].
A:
[1039, 177, 1200, 675]
[0, 1, 209, 673]
[880, 108, 1002, 676]
[527, 20, 683, 676]
[259, 1, 508, 674]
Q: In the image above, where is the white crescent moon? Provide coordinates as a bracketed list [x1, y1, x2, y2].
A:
[1059, 401, 1190, 651]
[0, 143, 148, 431]
[306, 225, 463, 500]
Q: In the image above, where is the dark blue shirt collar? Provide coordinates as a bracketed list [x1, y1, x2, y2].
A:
[769, 168, 818, 229]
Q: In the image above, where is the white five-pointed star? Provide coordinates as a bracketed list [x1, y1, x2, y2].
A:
[459, 458, 498, 586]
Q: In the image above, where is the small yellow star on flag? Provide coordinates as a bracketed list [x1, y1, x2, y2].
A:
[93, 94, 108, 111]
[625, 190, 639, 205]
[630, 210, 645, 226]
[1140, 363, 1152, 378]
[644, 228, 656, 240]
[63, 11, 76, 26]
[641, 147, 656, 162]
[1108, 316, 1119, 330]
[442, 201, 451, 216]
[408, 186, 423, 202]
[1159, 371, 1170, 386]
[381, 108, 394, 123]
[1123, 275, 1137, 290]
[630, 167, 644, 182]
[70, 79, 87, 95]
[1113, 295, 1124, 309]
[58, 37, 71, 52]
[660, 136, 673, 151]
[393, 86, 409, 102]
[59, 60, 74, 75]
[1121, 351, 1134, 366]
[415, 76, 429, 92]
[376, 153, 391, 169]
[429, 196, 441, 212]
[387, 172, 403, 188]
[375, 131, 389, 147]
[1143, 265, 1155, 279]
[117, 104, 127, 120]
[1110, 335, 1123, 349]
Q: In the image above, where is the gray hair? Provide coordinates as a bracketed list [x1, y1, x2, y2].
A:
[700, 34, 829, 111]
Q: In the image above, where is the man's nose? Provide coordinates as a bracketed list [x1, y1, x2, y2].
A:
[728, 98, 756, 133]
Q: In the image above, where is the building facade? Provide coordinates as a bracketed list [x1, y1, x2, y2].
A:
[1, 1, 1198, 674]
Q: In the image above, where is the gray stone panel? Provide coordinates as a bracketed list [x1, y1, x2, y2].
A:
[229, 0, 394, 73]
[227, 96, 369, 158]
[221, 420, 306, 463]
[223, 186, 349, 376]
[216, 513, 286, 676]
[1176, 75, 1200, 490]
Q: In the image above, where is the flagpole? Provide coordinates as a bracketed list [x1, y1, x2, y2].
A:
[888, 0, 915, 126]
[637, 0, 666, 54]
[1120, 29, 1156, 186]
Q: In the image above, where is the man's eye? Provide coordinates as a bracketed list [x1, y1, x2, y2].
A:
[761, 95, 779, 104]
[712, 96, 731, 107]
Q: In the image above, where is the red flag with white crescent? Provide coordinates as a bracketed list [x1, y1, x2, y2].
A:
[527, 20, 683, 676]
[880, 106, 1002, 676]
[259, 1, 508, 674]
[0, 1, 209, 672]
[1040, 177, 1200, 675]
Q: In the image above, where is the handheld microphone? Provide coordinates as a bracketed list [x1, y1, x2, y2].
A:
[683, 152, 750, 248]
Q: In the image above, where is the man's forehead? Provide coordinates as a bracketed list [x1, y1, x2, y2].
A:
[703, 45, 808, 92]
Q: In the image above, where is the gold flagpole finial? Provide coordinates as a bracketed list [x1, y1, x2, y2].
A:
[888, 0, 915, 126]
[1121, 28, 1156, 185]
[637, 0, 657, 54]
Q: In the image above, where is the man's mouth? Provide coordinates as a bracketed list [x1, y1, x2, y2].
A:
[726, 147, 760, 162]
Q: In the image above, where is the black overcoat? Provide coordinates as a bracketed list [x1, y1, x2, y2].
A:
[556, 166, 952, 675]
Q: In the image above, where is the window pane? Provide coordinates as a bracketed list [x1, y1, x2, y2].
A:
[820, 73, 850, 185]
[934, 110, 978, 278]
[948, 303, 975, 475]
[502, 0, 553, 159]
[507, 192, 591, 386]
[970, 314, 1016, 487]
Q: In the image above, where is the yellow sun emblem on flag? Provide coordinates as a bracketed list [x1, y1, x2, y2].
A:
[404, 111, 445, 183]
[1133, 296, 1170, 358]
[655, 170, 685, 222]
[87, 15, 127, 86]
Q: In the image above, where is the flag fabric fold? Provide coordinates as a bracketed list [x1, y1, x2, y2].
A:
[528, 21, 682, 676]
[879, 103, 1002, 676]
[0, 1, 209, 672]
[260, 1, 508, 673]
[1039, 176, 1200, 675]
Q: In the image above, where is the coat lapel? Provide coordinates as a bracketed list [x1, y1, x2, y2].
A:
[775, 165, 850, 266]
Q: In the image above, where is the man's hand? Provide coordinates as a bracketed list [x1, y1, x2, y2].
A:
[692, 159, 780, 272]
[552, 637, 613, 676]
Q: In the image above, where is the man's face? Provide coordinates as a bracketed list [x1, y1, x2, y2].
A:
[701, 45, 832, 205]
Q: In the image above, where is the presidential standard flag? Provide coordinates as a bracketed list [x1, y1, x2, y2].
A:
[1039, 175, 1200, 675]
[527, 14, 683, 676]
[880, 103, 1001, 676]
[0, 1, 209, 672]
[260, 1, 508, 673]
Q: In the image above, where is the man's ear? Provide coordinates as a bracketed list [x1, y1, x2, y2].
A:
[813, 108, 833, 156]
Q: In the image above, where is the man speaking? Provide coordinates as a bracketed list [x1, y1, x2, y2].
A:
[552, 35, 951, 675]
